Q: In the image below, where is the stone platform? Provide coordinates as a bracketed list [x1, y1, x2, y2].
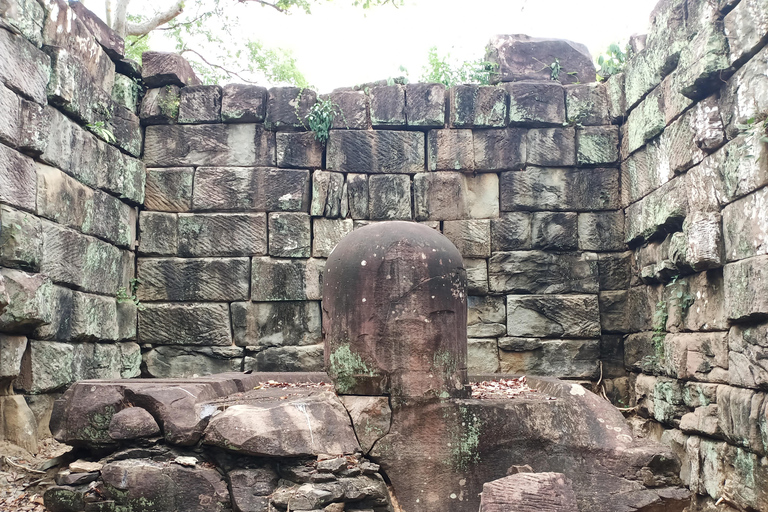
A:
[45, 371, 690, 512]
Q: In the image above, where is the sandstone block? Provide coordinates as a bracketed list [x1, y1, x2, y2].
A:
[505, 295, 600, 338]
[221, 84, 267, 123]
[243, 344, 323, 372]
[139, 212, 178, 256]
[111, 74, 140, 114]
[468, 338, 500, 373]
[0, 29, 50, 104]
[346, 174, 369, 219]
[0, 84, 21, 147]
[0, 143, 36, 212]
[0, 205, 42, 271]
[264, 86, 316, 131]
[664, 332, 728, 382]
[139, 85, 180, 125]
[597, 252, 633, 290]
[665, 271, 726, 333]
[599, 291, 630, 333]
[625, 87, 665, 155]
[144, 124, 276, 167]
[427, 129, 474, 171]
[192, 167, 309, 212]
[269, 212, 311, 258]
[486, 35, 595, 85]
[565, 83, 610, 126]
[669, 211, 723, 271]
[413, 172, 498, 221]
[527, 127, 577, 166]
[405, 83, 445, 127]
[531, 212, 578, 251]
[231, 301, 321, 348]
[327, 90, 369, 129]
[578, 211, 625, 251]
[723, 187, 768, 262]
[443, 219, 491, 258]
[313, 218, 353, 258]
[368, 174, 412, 220]
[138, 303, 232, 346]
[468, 296, 506, 338]
[720, 45, 768, 137]
[145, 167, 193, 212]
[577, 125, 619, 165]
[141, 51, 200, 87]
[624, 178, 689, 244]
[339, 395, 392, 454]
[465, 258, 489, 295]
[605, 72, 626, 123]
[724, 0, 768, 65]
[729, 321, 768, 389]
[178, 85, 221, 124]
[143, 345, 243, 378]
[17, 340, 73, 393]
[505, 81, 566, 126]
[327, 130, 424, 174]
[489, 251, 599, 294]
[491, 212, 532, 251]
[501, 167, 620, 212]
[479, 472, 578, 512]
[369, 85, 406, 127]
[724, 255, 768, 321]
[675, 2, 731, 99]
[137, 257, 250, 301]
[473, 128, 526, 171]
[178, 213, 267, 257]
[450, 85, 507, 128]
[108, 407, 160, 440]
[0, 334, 27, 385]
[498, 337, 599, 378]
[251, 257, 323, 301]
[3, 0, 45, 47]
[310, 170, 345, 218]
[277, 131, 324, 168]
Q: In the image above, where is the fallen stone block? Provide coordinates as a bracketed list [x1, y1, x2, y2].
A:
[141, 51, 200, 87]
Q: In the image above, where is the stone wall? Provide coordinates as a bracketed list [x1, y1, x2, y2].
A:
[617, 0, 768, 510]
[0, 0, 144, 451]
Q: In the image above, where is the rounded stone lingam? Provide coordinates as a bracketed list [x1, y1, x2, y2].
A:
[322, 221, 468, 398]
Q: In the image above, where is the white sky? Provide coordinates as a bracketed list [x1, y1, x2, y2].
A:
[93, 0, 660, 92]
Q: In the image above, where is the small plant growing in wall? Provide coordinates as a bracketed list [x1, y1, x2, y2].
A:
[533, 57, 578, 82]
[117, 278, 145, 311]
[86, 121, 117, 144]
[596, 43, 629, 81]
[306, 97, 344, 144]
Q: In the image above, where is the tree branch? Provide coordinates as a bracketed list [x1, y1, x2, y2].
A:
[235, 0, 287, 13]
[180, 47, 259, 84]
[125, 0, 184, 36]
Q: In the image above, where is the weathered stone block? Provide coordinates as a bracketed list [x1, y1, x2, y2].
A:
[724, 187, 768, 262]
[597, 252, 633, 290]
[666, 271, 726, 333]
[720, 44, 768, 137]
[140, 85, 180, 125]
[675, 3, 731, 99]
[0, 334, 27, 384]
[327, 90, 369, 129]
[178, 85, 221, 124]
[501, 167, 620, 212]
[599, 291, 629, 333]
[346, 174, 369, 219]
[269, 212, 311, 258]
[729, 321, 768, 389]
[465, 258, 489, 295]
[491, 212, 532, 251]
[504, 81, 566, 127]
[0, 143, 36, 212]
[144, 124, 276, 167]
[405, 83, 445, 127]
[141, 52, 200, 88]
[137, 258, 250, 302]
[221, 84, 266, 123]
[369, 85, 406, 127]
[578, 212, 625, 251]
[489, 251, 599, 294]
[0, 29, 50, 104]
[427, 129, 474, 171]
[413, 172, 498, 221]
[231, 301, 321, 348]
[577, 125, 619, 165]
[605, 73, 626, 123]
[368, 174, 412, 220]
[505, 295, 600, 338]
[138, 303, 232, 346]
[450, 85, 507, 128]
[565, 83, 610, 126]
[145, 167, 193, 212]
[327, 130, 424, 174]
[669, 211, 723, 272]
[3, 0, 45, 47]
[467, 338, 500, 373]
[251, 257, 323, 301]
[310, 170, 345, 218]
[276, 132, 323, 169]
[243, 344, 323, 372]
[192, 167, 309, 212]
[68, 291, 119, 342]
[313, 218, 353, 258]
[117, 301, 137, 342]
[443, 219, 491, 258]
[624, 178, 689, 244]
[0, 205, 42, 271]
[468, 296, 506, 338]
[498, 337, 599, 378]
[17, 340, 73, 393]
[0, 269, 51, 333]
[139, 212, 178, 256]
[620, 141, 668, 206]
[473, 128, 526, 171]
[526, 128, 576, 166]
[625, 88, 665, 156]
[486, 35, 596, 85]
[531, 212, 578, 251]
[178, 213, 267, 258]
[725, 255, 768, 321]
[479, 472, 579, 511]
[265, 86, 316, 131]
[724, 0, 768, 65]
[143, 345, 243, 378]
[0, 84, 21, 147]
[107, 105, 142, 157]
[111, 74, 140, 114]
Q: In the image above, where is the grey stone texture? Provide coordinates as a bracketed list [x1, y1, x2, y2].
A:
[505, 81, 566, 126]
[178, 85, 222, 124]
[221, 84, 267, 123]
[231, 301, 321, 348]
[277, 132, 323, 169]
[192, 167, 309, 212]
[251, 257, 323, 301]
[268, 212, 311, 257]
[369, 84, 406, 127]
[137, 258, 250, 302]
[427, 129, 474, 171]
[405, 83, 445, 127]
[450, 85, 507, 128]
[138, 303, 232, 346]
[473, 128, 526, 171]
[141, 52, 200, 88]
[265, 86, 316, 131]
[144, 167, 194, 212]
[327, 130, 424, 174]
[501, 167, 620, 212]
[414, 172, 498, 221]
[368, 174, 412, 220]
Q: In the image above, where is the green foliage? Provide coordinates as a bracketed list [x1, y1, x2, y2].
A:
[86, 121, 116, 144]
[245, 41, 309, 88]
[533, 57, 578, 82]
[305, 97, 343, 144]
[420, 46, 497, 87]
[117, 278, 145, 311]
[596, 42, 628, 81]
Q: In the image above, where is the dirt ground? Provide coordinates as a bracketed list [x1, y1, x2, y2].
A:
[0, 439, 71, 512]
